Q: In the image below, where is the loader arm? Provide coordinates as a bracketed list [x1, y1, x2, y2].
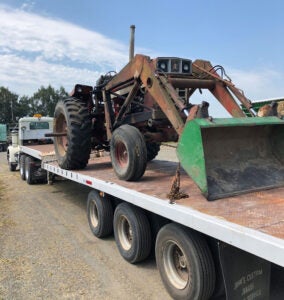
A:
[104, 54, 255, 140]
[105, 55, 188, 134]
[192, 60, 255, 117]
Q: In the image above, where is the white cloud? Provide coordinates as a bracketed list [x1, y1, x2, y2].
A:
[0, 54, 101, 95]
[228, 68, 284, 101]
[0, 5, 129, 95]
[1, 4, 284, 118]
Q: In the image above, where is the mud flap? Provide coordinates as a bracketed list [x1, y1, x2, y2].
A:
[218, 242, 271, 300]
[177, 117, 284, 200]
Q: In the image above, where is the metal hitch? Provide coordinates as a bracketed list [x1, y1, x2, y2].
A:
[177, 117, 284, 200]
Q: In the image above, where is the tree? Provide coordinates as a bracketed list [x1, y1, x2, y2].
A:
[16, 96, 30, 118]
[0, 87, 19, 124]
[29, 85, 68, 117]
[0, 85, 69, 124]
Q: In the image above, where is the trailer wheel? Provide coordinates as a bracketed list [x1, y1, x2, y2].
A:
[110, 125, 147, 181]
[155, 223, 216, 300]
[54, 97, 92, 170]
[113, 202, 151, 263]
[25, 156, 35, 185]
[146, 142, 160, 161]
[20, 155, 26, 180]
[87, 190, 113, 238]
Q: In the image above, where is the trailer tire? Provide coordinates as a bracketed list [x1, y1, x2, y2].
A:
[25, 156, 35, 185]
[155, 223, 216, 300]
[146, 142, 160, 161]
[20, 155, 26, 180]
[110, 125, 147, 181]
[87, 190, 113, 238]
[113, 202, 151, 263]
[54, 97, 92, 170]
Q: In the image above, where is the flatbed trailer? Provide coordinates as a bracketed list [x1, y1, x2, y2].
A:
[19, 144, 284, 300]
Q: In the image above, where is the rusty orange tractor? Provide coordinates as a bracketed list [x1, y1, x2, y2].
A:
[51, 26, 284, 200]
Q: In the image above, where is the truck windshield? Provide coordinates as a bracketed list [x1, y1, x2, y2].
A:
[29, 122, 49, 130]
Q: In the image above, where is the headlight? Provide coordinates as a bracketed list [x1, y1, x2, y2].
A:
[156, 57, 192, 74]
[182, 61, 191, 73]
[157, 59, 169, 72]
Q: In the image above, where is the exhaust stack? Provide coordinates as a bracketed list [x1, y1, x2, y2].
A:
[129, 25, 135, 61]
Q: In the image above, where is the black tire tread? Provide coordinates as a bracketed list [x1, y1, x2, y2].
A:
[110, 125, 147, 181]
[54, 97, 92, 170]
[114, 202, 151, 263]
[87, 190, 113, 238]
[25, 156, 35, 185]
[155, 223, 216, 300]
[20, 154, 26, 180]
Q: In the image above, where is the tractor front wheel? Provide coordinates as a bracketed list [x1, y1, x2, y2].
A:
[110, 125, 147, 181]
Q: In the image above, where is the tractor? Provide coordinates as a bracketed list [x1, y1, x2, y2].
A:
[51, 26, 284, 200]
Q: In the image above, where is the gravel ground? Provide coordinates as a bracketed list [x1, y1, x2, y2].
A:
[0, 148, 176, 300]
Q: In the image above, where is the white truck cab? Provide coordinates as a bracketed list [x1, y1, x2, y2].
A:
[7, 115, 53, 171]
[18, 115, 53, 144]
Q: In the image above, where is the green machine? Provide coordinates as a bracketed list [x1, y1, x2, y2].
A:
[177, 117, 284, 200]
[0, 124, 7, 152]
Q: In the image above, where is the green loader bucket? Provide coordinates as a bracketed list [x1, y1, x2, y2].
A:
[177, 117, 284, 201]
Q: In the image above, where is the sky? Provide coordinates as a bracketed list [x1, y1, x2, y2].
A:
[1, 0, 284, 116]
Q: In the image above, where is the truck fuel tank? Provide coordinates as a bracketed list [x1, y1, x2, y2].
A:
[177, 117, 284, 200]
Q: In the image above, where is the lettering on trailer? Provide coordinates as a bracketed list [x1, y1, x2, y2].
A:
[218, 242, 271, 300]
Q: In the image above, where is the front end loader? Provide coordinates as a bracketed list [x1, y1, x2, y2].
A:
[51, 26, 284, 200]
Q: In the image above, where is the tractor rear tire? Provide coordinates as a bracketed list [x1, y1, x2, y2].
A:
[110, 125, 147, 181]
[54, 97, 92, 170]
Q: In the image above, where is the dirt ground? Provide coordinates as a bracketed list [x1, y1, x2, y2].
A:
[0, 148, 177, 300]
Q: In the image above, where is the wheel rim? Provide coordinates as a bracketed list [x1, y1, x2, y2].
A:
[163, 240, 190, 290]
[55, 113, 68, 156]
[89, 200, 99, 228]
[115, 141, 128, 168]
[117, 215, 132, 250]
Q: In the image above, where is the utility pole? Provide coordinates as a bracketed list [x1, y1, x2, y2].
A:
[11, 98, 14, 122]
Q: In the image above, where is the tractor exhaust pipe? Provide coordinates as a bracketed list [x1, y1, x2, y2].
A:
[129, 25, 135, 61]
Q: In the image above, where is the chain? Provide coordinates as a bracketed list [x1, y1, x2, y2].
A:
[167, 162, 188, 203]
